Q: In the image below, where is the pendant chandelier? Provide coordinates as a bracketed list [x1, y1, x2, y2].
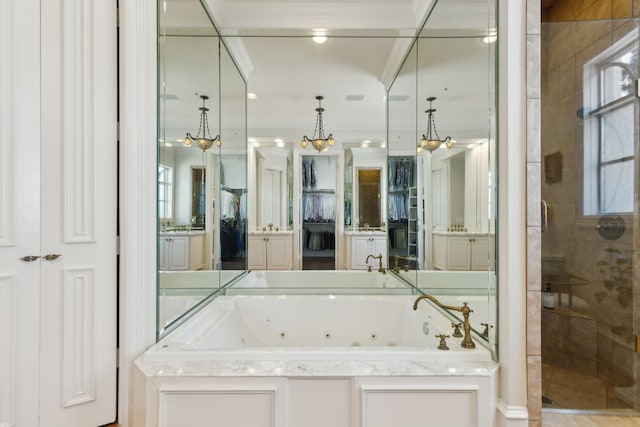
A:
[300, 95, 335, 153]
[419, 97, 454, 152]
[183, 95, 221, 151]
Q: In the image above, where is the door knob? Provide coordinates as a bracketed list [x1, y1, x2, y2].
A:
[43, 254, 62, 261]
[20, 255, 40, 262]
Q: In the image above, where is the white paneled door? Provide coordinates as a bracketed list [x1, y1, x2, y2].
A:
[0, 0, 118, 426]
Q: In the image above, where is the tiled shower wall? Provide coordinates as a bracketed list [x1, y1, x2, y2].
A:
[528, 0, 640, 425]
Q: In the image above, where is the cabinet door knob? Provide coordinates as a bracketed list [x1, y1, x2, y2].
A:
[21, 255, 40, 262]
[43, 254, 62, 261]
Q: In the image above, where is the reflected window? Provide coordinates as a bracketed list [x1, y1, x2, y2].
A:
[159, 164, 174, 220]
[583, 29, 638, 215]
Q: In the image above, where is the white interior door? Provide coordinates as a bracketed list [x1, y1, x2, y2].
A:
[1, 0, 117, 425]
[38, 0, 118, 425]
[0, 1, 42, 425]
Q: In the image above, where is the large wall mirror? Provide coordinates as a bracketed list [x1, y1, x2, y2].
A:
[387, 0, 498, 344]
[157, 0, 247, 338]
[157, 0, 498, 351]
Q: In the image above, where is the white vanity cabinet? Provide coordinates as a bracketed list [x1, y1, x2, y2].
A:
[345, 231, 387, 270]
[159, 231, 205, 271]
[432, 232, 494, 271]
[248, 231, 293, 270]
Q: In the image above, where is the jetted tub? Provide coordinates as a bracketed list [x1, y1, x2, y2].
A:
[135, 294, 498, 427]
[145, 294, 492, 362]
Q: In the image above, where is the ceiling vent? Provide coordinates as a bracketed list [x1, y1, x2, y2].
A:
[345, 94, 365, 101]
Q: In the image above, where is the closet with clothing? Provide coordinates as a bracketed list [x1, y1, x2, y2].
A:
[387, 156, 416, 264]
[301, 156, 337, 270]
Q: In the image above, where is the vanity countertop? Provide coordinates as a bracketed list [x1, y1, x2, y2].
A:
[344, 229, 386, 235]
[249, 229, 294, 235]
[160, 229, 206, 236]
[432, 231, 494, 236]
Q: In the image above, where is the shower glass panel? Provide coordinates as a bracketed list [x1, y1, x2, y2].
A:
[541, 19, 640, 411]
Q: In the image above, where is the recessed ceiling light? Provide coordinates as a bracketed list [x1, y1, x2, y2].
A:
[363, 140, 371, 144]
[312, 29, 328, 44]
[247, 93, 257, 99]
[312, 35, 328, 44]
[276, 141, 285, 148]
[482, 35, 497, 44]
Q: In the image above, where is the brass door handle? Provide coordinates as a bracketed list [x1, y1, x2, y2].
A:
[43, 254, 62, 261]
[21, 255, 40, 262]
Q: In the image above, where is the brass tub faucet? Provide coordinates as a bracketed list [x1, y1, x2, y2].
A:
[365, 254, 385, 273]
[392, 255, 411, 273]
[413, 294, 475, 349]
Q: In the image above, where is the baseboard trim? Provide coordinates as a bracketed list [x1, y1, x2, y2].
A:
[496, 399, 529, 427]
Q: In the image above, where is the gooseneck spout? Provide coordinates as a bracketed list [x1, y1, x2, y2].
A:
[413, 294, 475, 349]
[365, 254, 385, 273]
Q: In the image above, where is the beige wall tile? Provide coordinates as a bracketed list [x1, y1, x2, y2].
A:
[528, 164, 542, 227]
[576, 0, 606, 16]
[612, 0, 633, 17]
[549, 0, 577, 21]
[528, 99, 541, 163]
[528, 290, 542, 353]
[528, 0, 541, 35]
[528, 36, 542, 98]
[576, 0, 612, 20]
[528, 355, 543, 420]
[528, 226, 542, 291]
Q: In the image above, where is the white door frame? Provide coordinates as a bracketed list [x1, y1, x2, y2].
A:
[118, 1, 158, 425]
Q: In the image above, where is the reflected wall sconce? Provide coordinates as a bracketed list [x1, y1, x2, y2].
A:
[418, 97, 454, 152]
[183, 94, 221, 151]
[300, 95, 335, 153]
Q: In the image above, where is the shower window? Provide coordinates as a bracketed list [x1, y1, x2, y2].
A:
[158, 163, 174, 221]
[583, 29, 639, 215]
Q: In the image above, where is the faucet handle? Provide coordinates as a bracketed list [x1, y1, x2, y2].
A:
[451, 322, 463, 338]
[481, 323, 493, 337]
[436, 334, 450, 351]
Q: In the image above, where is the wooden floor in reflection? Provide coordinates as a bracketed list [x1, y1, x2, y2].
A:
[302, 257, 335, 270]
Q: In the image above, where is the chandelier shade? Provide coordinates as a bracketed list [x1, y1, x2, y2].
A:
[183, 95, 221, 151]
[300, 95, 335, 153]
[418, 97, 454, 152]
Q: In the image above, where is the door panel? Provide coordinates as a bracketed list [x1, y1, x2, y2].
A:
[0, 0, 41, 425]
[39, 0, 117, 425]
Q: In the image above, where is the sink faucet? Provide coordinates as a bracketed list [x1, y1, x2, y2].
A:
[392, 255, 411, 273]
[365, 254, 385, 273]
[413, 294, 475, 349]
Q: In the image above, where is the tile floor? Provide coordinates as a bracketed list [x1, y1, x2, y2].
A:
[542, 362, 633, 410]
[542, 413, 640, 426]
[542, 360, 640, 425]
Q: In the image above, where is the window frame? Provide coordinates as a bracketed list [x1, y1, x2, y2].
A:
[158, 163, 174, 221]
[582, 28, 639, 218]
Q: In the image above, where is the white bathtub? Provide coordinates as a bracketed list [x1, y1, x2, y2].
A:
[146, 294, 492, 362]
[136, 294, 498, 427]
[227, 270, 412, 293]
